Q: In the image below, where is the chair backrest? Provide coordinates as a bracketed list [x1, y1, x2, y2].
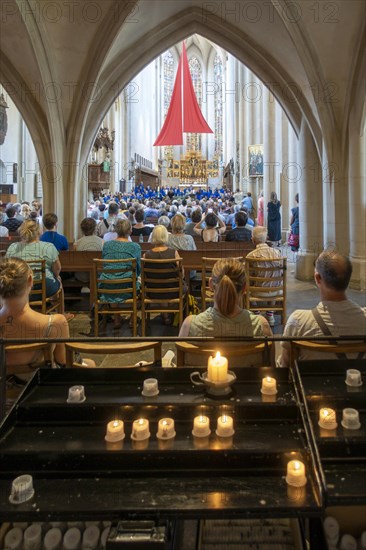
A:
[290, 340, 366, 367]
[27, 259, 47, 312]
[5, 342, 53, 375]
[201, 256, 244, 311]
[65, 341, 162, 367]
[93, 257, 137, 304]
[176, 340, 273, 367]
[141, 257, 183, 303]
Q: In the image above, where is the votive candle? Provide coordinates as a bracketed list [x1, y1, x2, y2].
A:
[131, 418, 150, 441]
[261, 376, 277, 395]
[192, 415, 211, 438]
[341, 408, 361, 430]
[67, 385, 85, 403]
[216, 415, 234, 437]
[105, 420, 125, 442]
[207, 352, 228, 383]
[156, 418, 176, 440]
[286, 460, 307, 487]
[319, 408, 338, 430]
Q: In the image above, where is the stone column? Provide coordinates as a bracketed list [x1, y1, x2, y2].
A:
[295, 118, 323, 280]
[262, 86, 276, 226]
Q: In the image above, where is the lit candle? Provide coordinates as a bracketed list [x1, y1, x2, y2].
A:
[318, 408, 338, 430]
[207, 352, 228, 383]
[192, 415, 211, 438]
[216, 415, 234, 437]
[286, 460, 307, 487]
[105, 420, 125, 442]
[67, 385, 85, 403]
[341, 408, 361, 430]
[156, 418, 176, 440]
[261, 376, 277, 395]
[131, 418, 150, 441]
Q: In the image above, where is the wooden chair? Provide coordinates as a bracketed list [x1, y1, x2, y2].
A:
[176, 340, 273, 367]
[201, 256, 244, 311]
[140, 257, 184, 336]
[244, 256, 287, 324]
[93, 258, 138, 336]
[27, 260, 62, 315]
[65, 341, 162, 367]
[290, 340, 366, 367]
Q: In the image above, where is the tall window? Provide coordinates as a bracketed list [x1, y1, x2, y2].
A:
[214, 54, 223, 160]
[186, 56, 202, 152]
[163, 51, 174, 159]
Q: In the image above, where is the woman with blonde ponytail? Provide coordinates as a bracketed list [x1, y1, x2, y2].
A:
[179, 258, 272, 340]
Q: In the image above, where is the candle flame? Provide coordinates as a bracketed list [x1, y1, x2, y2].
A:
[199, 415, 206, 423]
[294, 461, 301, 470]
[266, 376, 272, 382]
[323, 409, 329, 417]
[113, 420, 119, 427]
[162, 420, 168, 426]
[222, 415, 227, 423]
[215, 351, 221, 360]
[138, 419, 144, 425]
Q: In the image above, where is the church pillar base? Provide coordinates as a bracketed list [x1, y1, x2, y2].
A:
[295, 251, 316, 281]
[349, 257, 366, 291]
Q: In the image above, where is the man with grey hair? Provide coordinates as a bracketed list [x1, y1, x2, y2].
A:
[278, 250, 366, 367]
[246, 226, 282, 326]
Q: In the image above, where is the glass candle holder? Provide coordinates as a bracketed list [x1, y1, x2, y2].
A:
[9, 474, 35, 504]
[318, 407, 337, 430]
[341, 408, 361, 430]
[216, 415, 234, 437]
[286, 460, 307, 487]
[67, 385, 86, 403]
[44, 528, 63, 550]
[324, 516, 340, 547]
[4, 527, 23, 550]
[156, 418, 176, 440]
[105, 420, 125, 442]
[142, 378, 159, 397]
[131, 418, 150, 441]
[339, 534, 358, 550]
[24, 524, 42, 550]
[192, 415, 211, 438]
[63, 528, 82, 550]
[261, 376, 277, 395]
[345, 369, 362, 387]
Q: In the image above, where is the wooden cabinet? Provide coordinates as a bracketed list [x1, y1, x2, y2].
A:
[88, 163, 110, 195]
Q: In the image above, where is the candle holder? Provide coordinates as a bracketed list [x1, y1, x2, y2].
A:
[216, 415, 234, 438]
[131, 418, 150, 441]
[318, 408, 338, 430]
[9, 474, 35, 504]
[141, 378, 159, 397]
[261, 376, 277, 395]
[285, 460, 307, 487]
[345, 369, 363, 387]
[105, 420, 125, 442]
[341, 408, 361, 430]
[192, 415, 211, 438]
[156, 418, 176, 440]
[63, 528, 82, 550]
[44, 528, 63, 550]
[190, 370, 236, 396]
[66, 385, 86, 403]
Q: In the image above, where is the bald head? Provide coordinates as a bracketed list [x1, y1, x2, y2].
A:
[315, 251, 352, 291]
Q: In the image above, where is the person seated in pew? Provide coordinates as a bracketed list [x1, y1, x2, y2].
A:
[74, 218, 103, 289]
[193, 211, 226, 242]
[0, 257, 95, 376]
[131, 208, 154, 238]
[225, 211, 252, 242]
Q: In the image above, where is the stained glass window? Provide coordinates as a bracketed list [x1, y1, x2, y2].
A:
[163, 51, 174, 159]
[186, 56, 202, 152]
[214, 54, 223, 160]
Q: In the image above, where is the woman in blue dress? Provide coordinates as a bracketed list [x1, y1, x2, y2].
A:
[289, 193, 299, 251]
[267, 191, 282, 245]
[100, 219, 141, 328]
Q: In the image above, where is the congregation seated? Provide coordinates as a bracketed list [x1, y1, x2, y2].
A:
[278, 250, 366, 367]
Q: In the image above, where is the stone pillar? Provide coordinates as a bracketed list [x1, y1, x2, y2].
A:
[262, 86, 276, 226]
[295, 118, 323, 280]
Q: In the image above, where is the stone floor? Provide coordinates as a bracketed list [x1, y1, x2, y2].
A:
[65, 247, 366, 368]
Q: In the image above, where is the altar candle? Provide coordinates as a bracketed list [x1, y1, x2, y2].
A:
[286, 460, 307, 487]
[131, 418, 150, 440]
[207, 352, 228, 383]
[105, 420, 125, 442]
[192, 415, 211, 438]
[319, 407, 338, 430]
[261, 376, 277, 395]
[156, 418, 176, 439]
[216, 414, 234, 437]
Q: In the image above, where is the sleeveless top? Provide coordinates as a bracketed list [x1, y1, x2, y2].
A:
[189, 307, 265, 338]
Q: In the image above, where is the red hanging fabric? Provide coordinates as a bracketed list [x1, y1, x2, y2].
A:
[154, 42, 213, 146]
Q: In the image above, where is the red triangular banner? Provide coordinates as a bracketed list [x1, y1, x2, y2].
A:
[154, 42, 213, 146]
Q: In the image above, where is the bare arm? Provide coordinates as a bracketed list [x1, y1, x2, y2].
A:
[178, 315, 193, 337]
[52, 258, 61, 277]
[48, 314, 69, 366]
[216, 215, 226, 234]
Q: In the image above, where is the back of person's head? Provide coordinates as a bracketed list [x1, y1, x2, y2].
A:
[81, 217, 96, 236]
[191, 209, 202, 223]
[20, 204, 31, 218]
[157, 216, 170, 229]
[108, 202, 119, 216]
[42, 213, 58, 230]
[115, 219, 131, 238]
[315, 250, 352, 291]
[270, 191, 278, 203]
[211, 258, 246, 316]
[5, 206, 16, 218]
[98, 204, 106, 212]
[252, 226, 267, 244]
[295, 193, 299, 203]
[171, 213, 185, 233]
[19, 220, 40, 243]
[151, 225, 169, 246]
[170, 205, 177, 215]
[235, 211, 248, 227]
[29, 211, 38, 221]
[205, 213, 217, 228]
[135, 209, 144, 223]
[247, 192, 252, 197]
[13, 203, 21, 213]
[0, 258, 30, 299]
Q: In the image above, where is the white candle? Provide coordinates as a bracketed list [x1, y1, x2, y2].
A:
[4, 527, 23, 550]
[339, 534, 358, 550]
[286, 460, 307, 487]
[156, 418, 176, 439]
[319, 408, 338, 430]
[23, 524, 42, 550]
[345, 369, 362, 386]
[324, 517, 340, 547]
[9, 474, 34, 504]
[105, 420, 125, 442]
[142, 378, 159, 396]
[207, 352, 228, 383]
[341, 408, 361, 430]
[82, 525, 100, 550]
[131, 418, 150, 440]
[216, 415, 234, 437]
[63, 528, 81, 550]
[192, 415, 211, 438]
[261, 376, 277, 395]
[67, 385, 85, 403]
[44, 528, 62, 550]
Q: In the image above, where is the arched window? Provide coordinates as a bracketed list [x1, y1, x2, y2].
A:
[214, 54, 223, 160]
[163, 51, 174, 159]
[186, 56, 202, 152]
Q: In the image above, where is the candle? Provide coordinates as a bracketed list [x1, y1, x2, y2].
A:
[207, 352, 228, 383]
[67, 385, 85, 403]
[286, 460, 307, 487]
[318, 408, 338, 430]
[4, 527, 23, 550]
[261, 376, 277, 395]
[131, 418, 150, 440]
[23, 524, 42, 550]
[44, 528, 62, 550]
[324, 516, 340, 547]
[339, 534, 358, 550]
[9, 474, 35, 504]
[105, 420, 125, 442]
[345, 369, 362, 387]
[192, 415, 211, 438]
[156, 418, 176, 439]
[142, 378, 159, 396]
[82, 525, 100, 550]
[63, 528, 81, 550]
[341, 408, 361, 430]
[216, 415, 234, 437]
